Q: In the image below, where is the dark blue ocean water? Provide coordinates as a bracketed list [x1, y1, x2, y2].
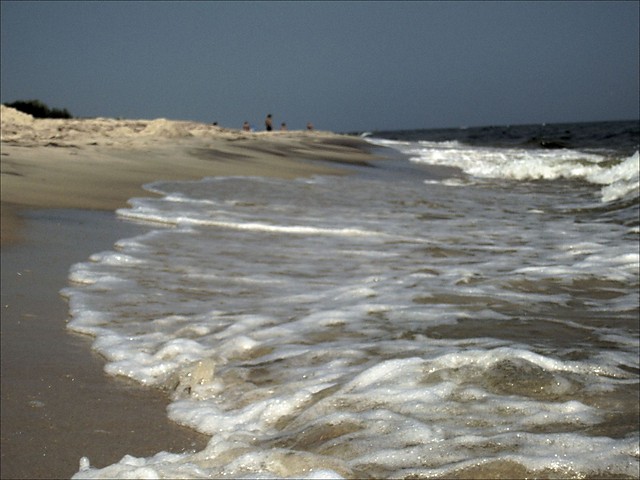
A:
[367, 120, 639, 155]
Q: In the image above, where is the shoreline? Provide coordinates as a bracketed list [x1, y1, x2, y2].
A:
[1, 110, 382, 478]
[1, 209, 211, 478]
[1, 132, 377, 247]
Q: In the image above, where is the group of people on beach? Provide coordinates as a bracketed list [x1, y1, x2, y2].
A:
[242, 114, 313, 132]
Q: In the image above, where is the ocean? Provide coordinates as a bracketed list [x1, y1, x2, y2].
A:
[63, 121, 639, 479]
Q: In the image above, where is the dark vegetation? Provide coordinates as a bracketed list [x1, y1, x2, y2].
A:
[4, 99, 72, 119]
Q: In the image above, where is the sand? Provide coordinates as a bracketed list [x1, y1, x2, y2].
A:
[1, 105, 376, 245]
[0, 106, 381, 479]
[1, 209, 212, 479]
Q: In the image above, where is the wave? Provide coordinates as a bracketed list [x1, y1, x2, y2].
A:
[368, 137, 639, 203]
[594, 152, 639, 202]
[64, 168, 638, 478]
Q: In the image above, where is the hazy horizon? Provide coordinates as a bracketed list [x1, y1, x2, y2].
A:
[2, 1, 638, 132]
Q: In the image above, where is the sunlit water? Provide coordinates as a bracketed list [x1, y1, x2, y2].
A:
[65, 121, 639, 479]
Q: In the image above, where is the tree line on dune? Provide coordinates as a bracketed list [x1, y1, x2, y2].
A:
[4, 99, 72, 119]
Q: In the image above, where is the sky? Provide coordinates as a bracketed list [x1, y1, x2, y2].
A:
[1, 1, 638, 132]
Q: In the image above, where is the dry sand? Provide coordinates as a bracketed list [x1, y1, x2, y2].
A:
[0, 106, 381, 478]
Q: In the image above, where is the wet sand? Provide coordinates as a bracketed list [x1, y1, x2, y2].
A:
[1, 209, 211, 478]
[1, 110, 381, 478]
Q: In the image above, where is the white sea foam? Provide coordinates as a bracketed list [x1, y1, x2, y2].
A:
[65, 166, 638, 478]
[368, 137, 639, 203]
[598, 151, 640, 201]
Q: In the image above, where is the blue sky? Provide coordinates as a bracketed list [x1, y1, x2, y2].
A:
[1, 1, 638, 132]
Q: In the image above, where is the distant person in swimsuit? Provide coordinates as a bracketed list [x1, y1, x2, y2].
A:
[306, 122, 314, 131]
[242, 121, 250, 131]
[280, 122, 287, 131]
[265, 114, 273, 131]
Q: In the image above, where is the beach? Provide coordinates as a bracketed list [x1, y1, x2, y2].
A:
[0, 106, 380, 479]
[2, 106, 637, 479]
[0, 105, 376, 245]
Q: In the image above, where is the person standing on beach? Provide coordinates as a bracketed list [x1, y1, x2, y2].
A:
[306, 122, 314, 131]
[265, 114, 273, 131]
[280, 122, 287, 131]
[242, 121, 251, 131]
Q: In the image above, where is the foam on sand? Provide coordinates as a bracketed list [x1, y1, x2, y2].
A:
[0, 105, 381, 477]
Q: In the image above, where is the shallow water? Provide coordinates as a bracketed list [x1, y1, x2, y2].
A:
[65, 122, 639, 479]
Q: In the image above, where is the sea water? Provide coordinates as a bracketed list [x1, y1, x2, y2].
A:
[64, 121, 639, 479]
